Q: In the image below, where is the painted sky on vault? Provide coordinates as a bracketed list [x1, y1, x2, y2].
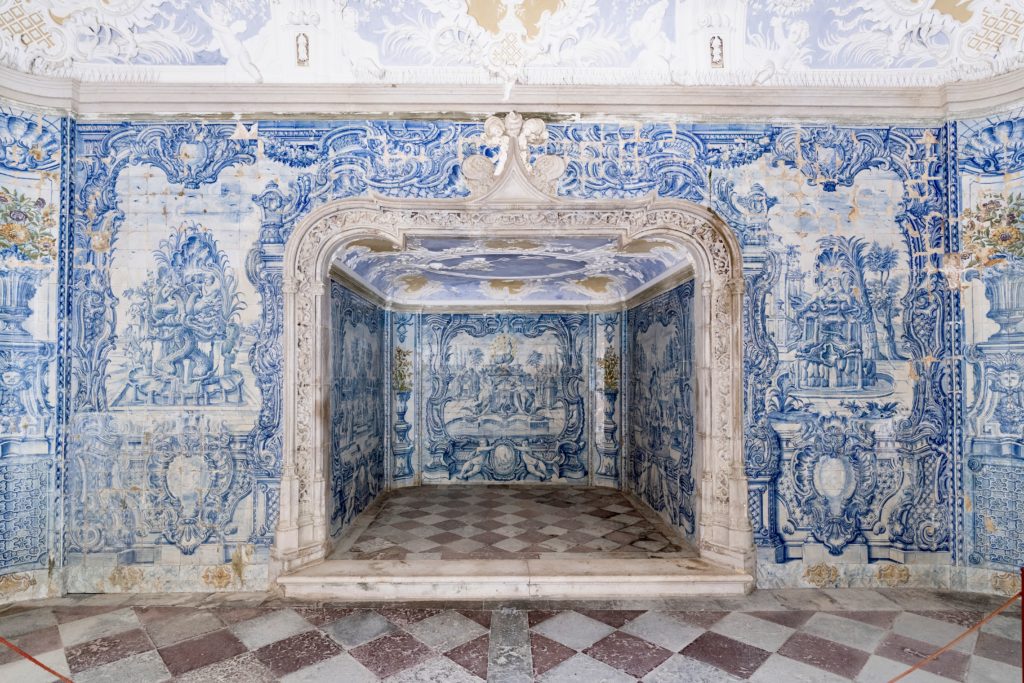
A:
[333, 234, 691, 306]
[1, 1, 1021, 85]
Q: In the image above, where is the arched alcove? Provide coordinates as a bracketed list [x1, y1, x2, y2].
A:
[274, 113, 753, 590]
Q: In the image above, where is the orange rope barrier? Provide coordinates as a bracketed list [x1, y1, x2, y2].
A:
[0, 634, 74, 682]
[889, 566, 1024, 683]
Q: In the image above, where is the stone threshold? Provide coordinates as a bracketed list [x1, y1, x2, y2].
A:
[277, 557, 754, 601]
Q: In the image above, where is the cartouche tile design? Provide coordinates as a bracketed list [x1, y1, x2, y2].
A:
[0, 588, 1018, 681]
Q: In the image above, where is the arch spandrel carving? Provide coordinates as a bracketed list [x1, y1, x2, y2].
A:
[275, 113, 753, 576]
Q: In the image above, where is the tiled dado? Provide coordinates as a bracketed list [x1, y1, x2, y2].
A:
[0, 588, 1018, 682]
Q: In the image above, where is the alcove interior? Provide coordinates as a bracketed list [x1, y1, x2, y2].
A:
[321, 231, 704, 567]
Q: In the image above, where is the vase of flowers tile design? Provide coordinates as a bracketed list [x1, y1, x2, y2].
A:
[0, 265, 47, 341]
[962, 193, 1024, 340]
[979, 257, 1024, 340]
[393, 389, 414, 478]
[597, 388, 620, 478]
[0, 189, 55, 342]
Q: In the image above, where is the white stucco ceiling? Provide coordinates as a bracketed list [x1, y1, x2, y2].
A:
[2, 1, 1022, 88]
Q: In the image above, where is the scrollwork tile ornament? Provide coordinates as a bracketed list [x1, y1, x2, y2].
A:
[876, 563, 911, 587]
[278, 115, 749, 572]
[803, 562, 839, 588]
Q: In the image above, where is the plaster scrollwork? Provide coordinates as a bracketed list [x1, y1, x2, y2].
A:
[276, 113, 752, 575]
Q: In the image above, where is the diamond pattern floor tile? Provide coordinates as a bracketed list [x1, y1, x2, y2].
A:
[329, 485, 697, 560]
[0, 588, 1018, 682]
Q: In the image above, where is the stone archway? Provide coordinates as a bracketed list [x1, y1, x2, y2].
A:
[273, 113, 753, 578]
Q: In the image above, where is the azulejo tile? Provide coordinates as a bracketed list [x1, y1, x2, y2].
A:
[0, 102, 1016, 590]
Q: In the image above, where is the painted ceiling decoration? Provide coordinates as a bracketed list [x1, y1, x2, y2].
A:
[333, 234, 692, 306]
[0, 0, 1022, 87]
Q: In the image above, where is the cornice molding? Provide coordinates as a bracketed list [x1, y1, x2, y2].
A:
[2, 64, 1023, 123]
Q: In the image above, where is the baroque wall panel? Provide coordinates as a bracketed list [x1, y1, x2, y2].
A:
[956, 108, 1024, 593]
[626, 280, 696, 541]
[419, 313, 591, 484]
[0, 105, 1001, 593]
[328, 280, 384, 539]
[0, 105, 62, 600]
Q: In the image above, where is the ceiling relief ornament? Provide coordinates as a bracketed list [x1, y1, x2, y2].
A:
[1, 0, 1021, 87]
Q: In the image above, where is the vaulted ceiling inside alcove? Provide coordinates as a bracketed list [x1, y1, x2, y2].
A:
[332, 234, 692, 306]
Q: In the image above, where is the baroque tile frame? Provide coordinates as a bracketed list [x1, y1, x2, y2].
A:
[274, 113, 753, 576]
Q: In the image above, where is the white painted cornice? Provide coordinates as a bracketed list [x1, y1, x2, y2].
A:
[1, 64, 1022, 122]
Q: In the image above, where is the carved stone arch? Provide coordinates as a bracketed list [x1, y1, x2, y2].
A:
[274, 114, 753, 577]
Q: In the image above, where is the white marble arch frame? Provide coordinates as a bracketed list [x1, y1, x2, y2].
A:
[274, 138, 754, 579]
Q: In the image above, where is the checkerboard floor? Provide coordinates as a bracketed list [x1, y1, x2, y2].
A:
[328, 485, 698, 560]
[0, 588, 1019, 681]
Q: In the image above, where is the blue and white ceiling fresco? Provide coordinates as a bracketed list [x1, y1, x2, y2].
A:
[1, 0, 1021, 86]
[332, 234, 691, 306]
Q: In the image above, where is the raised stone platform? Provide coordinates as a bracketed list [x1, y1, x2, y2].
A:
[277, 557, 754, 601]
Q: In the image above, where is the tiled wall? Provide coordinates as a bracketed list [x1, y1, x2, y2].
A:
[328, 280, 385, 539]
[397, 312, 603, 486]
[1, 99, 1022, 596]
[626, 280, 696, 543]
[0, 108, 65, 599]
[955, 109, 1024, 580]
[420, 313, 592, 484]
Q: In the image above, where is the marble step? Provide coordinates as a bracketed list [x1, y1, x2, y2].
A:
[277, 557, 754, 601]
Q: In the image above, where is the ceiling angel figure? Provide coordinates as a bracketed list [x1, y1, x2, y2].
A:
[629, 0, 673, 75]
[820, 0, 966, 68]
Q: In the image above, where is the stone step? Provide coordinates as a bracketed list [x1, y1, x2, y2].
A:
[277, 557, 753, 601]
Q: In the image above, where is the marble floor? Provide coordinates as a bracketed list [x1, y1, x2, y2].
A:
[0, 588, 1019, 682]
[328, 485, 697, 561]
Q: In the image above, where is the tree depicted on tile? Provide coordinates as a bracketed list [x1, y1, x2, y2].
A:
[957, 111, 1024, 577]
[65, 120, 264, 591]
